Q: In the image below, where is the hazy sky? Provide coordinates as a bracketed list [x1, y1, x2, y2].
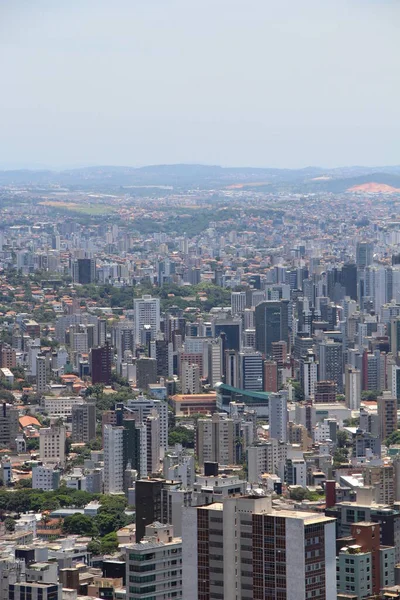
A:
[1, 0, 399, 169]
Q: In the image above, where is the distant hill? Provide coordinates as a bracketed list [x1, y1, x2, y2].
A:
[347, 182, 400, 194]
[1, 164, 400, 192]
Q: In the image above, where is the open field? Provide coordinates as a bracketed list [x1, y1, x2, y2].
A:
[39, 200, 113, 215]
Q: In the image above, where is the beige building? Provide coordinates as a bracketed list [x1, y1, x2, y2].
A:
[196, 412, 236, 467]
[39, 423, 66, 465]
[364, 464, 394, 506]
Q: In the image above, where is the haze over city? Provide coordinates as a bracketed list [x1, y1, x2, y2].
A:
[1, 0, 400, 169]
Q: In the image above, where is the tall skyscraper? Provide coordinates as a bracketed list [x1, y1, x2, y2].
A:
[214, 318, 242, 351]
[103, 424, 124, 494]
[269, 392, 288, 442]
[341, 262, 358, 300]
[377, 391, 397, 441]
[181, 362, 200, 394]
[90, 343, 112, 385]
[183, 495, 337, 600]
[356, 241, 374, 269]
[0, 403, 19, 450]
[71, 402, 96, 443]
[318, 339, 343, 392]
[299, 351, 318, 399]
[72, 257, 96, 284]
[231, 291, 246, 315]
[136, 357, 157, 389]
[238, 350, 263, 391]
[36, 355, 47, 394]
[255, 300, 289, 357]
[196, 413, 237, 467]
[134, 295, 161, 345]
[345, 365, 361, 410]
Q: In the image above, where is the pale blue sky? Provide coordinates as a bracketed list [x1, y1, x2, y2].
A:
[0, 0, 399, 169]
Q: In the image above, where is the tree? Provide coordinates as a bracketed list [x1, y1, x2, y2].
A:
[62, 514, 98, 536]
[168, 426, 195, 448]
[336, 430, 349, 449]
[4, 517, 16, 532]
[361, 390, 379, 401]
[87, 539, 102, 555]
[291, 381, 304, 402]
[26, 438, 39, 452]
[85, 384, 104, 400]
[15, 478, 32, 489]
[333, 448, 349, 467]
[385, 430, 400, 447]
[100, 531, 119, 554]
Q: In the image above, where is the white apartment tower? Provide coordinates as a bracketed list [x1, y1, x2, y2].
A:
[133, 295, 160, 345]
[103, 424, 124, 494]
[269, 392, 288, 442]
[231, 291, 246, 315]
[36, 355, 47, 394]
[345, 365, 361, 410]
[181, 362, 201, 394]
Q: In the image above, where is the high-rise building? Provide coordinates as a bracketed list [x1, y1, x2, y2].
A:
[255, 300, 289, 357]
[238, 349, 263, 391]
[135, 479, 164, 542]
[181, 361, 200, 394]
[264, 360, 278, 392]
[183, 495, 337, 600]
[364, 464, 394, 506]
[36, 355, 47, 394]
[136, 357, 157, 389]
[72, 257, 96, 284]
[247, 440, 287, 483]
[39, 424, 66, 466]
[0, 345, 16, 369]
[377, 390, 397, 441]
[314, 380, 337, 403]
[391, 316, 400, 357]
[71, 402, 96, 443]
[214, 318, 242, 351]
[208, 338, 222, 386]
[103, 424, 124, 494]
[127, 396, 169, 451]
[269, 392, 288, 442]
[337, 545, 372, 599]
[196, 412, 237, 467]
[32, 463, 60, 491]
[318, 339, 343, 392]
[300, 351, 318, 399]
[90, 343, 112, 385]
[134, 295, 161, 345]
[0, 403, 19, 450]
[356, 241, 374, 269]
[126, 523, 182, 600]
[345, 365, 361, 410]
[350, 522, 395, 594]
[231, 291, 246, 315]
[285, 457, 307, 487]
[224, 349, 239, 387]
[341, 263, 358, 300]
[271, 340, 287, 366]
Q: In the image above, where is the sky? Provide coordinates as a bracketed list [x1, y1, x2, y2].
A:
[0, 0, 399, 170]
